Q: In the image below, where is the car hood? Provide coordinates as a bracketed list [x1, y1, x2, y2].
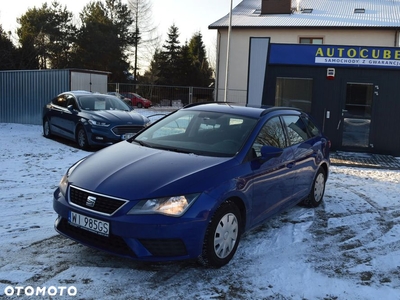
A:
[68, 141, 234, 200]
[84, 110, 149, 124]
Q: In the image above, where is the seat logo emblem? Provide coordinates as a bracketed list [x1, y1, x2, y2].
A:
[86, 196, 97, 207]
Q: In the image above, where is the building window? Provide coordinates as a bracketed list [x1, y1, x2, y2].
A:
[299, 38, 323, 44]
[275, 78, 313, 113]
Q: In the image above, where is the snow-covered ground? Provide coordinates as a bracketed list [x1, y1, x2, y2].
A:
[1, 111, 400, 299]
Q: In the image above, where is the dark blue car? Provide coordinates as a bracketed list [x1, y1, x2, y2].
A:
[53, 103, 330, 267]
[43, 91, 150, 149]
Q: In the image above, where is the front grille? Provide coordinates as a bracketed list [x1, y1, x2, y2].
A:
[69, 186, 127, 216]
[57, 218, 136, 258]
[139, 239, 187, 257]
[112, 125, 144, 135]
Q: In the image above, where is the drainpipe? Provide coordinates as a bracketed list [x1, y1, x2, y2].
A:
[224, 0, 233, 102]
[215, 31, 221, 102]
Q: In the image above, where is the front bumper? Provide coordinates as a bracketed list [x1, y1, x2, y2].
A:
[85, 125, 144, 146]
[53, 188, 211, 262]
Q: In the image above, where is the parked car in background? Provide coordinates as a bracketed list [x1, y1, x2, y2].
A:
[120, 92, 152, 108]
[106, 92, 132, 107]
[42, 91, 150, 149]
[53, 103, 330, 267]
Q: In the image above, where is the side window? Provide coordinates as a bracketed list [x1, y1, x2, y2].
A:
[301, 115, 320, 137]
[281, 115, 309, 145]
[252, 117, 286, 157]
[52, 95, 67, 108]
[66, 96, 78, 110]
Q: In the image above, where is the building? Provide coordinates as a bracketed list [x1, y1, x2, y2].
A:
[209, 0, 400, 155]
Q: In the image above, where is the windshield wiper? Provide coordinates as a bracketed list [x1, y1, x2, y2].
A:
[133, 140, 151, 147]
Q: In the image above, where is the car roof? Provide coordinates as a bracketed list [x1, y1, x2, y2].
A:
[61, 91, 117, 98]
[182, 103, 302, 119]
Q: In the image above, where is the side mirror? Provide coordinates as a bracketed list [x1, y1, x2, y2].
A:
[260, 145, 283, 161]
[67, 105, 75, 112]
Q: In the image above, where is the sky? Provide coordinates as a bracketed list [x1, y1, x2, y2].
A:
[0, 111, 400, 299]
[0, 0, 241, 62]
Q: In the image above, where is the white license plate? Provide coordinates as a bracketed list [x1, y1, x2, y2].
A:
[122, 133, 135, 140]
[69, 211, 110, 236]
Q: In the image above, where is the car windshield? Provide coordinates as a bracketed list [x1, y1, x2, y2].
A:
[78, 95, 130, 111]
[133, 109, 258, 157]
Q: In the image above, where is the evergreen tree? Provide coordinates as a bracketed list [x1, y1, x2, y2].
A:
[17, 1, 76, 69]
[157, 24, 181, 85]
[147, 26, 214, 87]
[177, 42, 195, 86]
[71, 0, 133, 82]
[0, 26, 18, 70]
[187, 32, 213, 87]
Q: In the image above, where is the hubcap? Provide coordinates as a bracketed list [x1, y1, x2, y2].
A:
[78, 130, 86, 147]
[314, 173, 325, 202]
[214, 213, 238, 259]
[44, 122, 49, 135]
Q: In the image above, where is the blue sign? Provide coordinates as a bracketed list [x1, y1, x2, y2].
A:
[269, 44, 400, 69]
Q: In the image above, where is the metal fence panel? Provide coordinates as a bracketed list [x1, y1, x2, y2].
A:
[0, 70, 70, 125]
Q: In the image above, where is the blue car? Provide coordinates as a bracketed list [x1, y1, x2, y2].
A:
[43, 91, 150, 149]
[53, 103, 330, 267]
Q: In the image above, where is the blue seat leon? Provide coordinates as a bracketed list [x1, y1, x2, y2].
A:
[53, 103, 330, 267]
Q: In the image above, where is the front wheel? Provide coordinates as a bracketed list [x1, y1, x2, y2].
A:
[199, 201, 242, 268]
[43, 119, 52, 138]
[76, 127, 89, 150]
[301, 168, 326, 207]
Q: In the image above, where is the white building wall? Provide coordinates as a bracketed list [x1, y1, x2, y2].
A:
[215, 28, 398, 105]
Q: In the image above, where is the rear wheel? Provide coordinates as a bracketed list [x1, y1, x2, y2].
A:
[76, 126, 89, 150]
[199, 201, 242, 268]
[43, 119, 52, 138]
[301, 168, 326, 207]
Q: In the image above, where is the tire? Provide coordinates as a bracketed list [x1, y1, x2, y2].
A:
[76, 126, 89, 150]
[199, 201, 242, 268]
[137, 102, 143, 108]
[301, 168, 326, 207]
[43, 119, 52, 138]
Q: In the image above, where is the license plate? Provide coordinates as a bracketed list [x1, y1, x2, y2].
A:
[69, 211, 110, 236]
[122, 133, 135, 140]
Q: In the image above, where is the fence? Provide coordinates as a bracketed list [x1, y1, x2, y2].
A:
[108, 83, 215, 107]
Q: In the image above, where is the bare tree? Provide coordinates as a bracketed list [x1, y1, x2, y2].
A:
[127, 0, 159, 80]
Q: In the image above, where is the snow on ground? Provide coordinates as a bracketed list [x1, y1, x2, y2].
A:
[1, 112, 400, 299]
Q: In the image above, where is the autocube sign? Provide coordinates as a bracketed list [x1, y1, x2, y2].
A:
[269, 44, 400, 69]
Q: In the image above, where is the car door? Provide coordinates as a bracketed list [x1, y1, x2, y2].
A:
[62, 95, 80, 139]
[49, 94, 78, 139]
[249, 116, 296, 227]
[48, 94, 69, 136]
[281, 114, 320, 202]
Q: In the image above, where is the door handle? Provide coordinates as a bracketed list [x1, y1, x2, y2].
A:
[286, 162, 295, 169]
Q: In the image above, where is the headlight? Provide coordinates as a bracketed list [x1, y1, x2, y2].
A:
[59, 158, 86, 197]
[59, 173, 69, 197]
[128, 194, 200, 217]
[88, 120, 110, 127]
